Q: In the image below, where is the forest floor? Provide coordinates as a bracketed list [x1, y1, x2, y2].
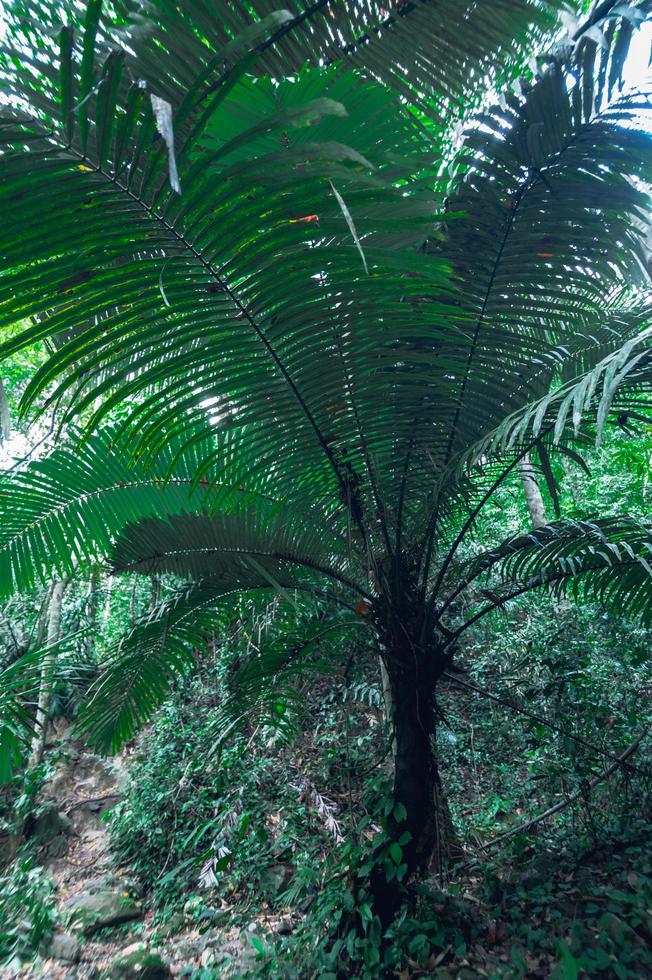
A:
[5, 721, 652, 978]
[4, 729, 255, 978]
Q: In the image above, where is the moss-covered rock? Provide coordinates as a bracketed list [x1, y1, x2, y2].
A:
[108, 946, 170, 979]
[63, 888, 142, 936]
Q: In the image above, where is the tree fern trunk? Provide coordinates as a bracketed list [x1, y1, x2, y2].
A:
[28, 578, 67, 769]
[371, 643, 460, 923]
[388, 664, 458, 874]
[518, 453, 547, 528]
[0, 380, 10, 446]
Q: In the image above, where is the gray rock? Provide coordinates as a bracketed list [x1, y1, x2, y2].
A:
[30, 805, 73, 845]
[64, 890, 142, 936]
[84, 873, 120, 894]
[108, 947, 170, 979]
[47, 834, 70, 858]
[261, 862, 292, 900]
[49, 931, 81, 963]
[172, 936, 205, 961]
[200, 948, 220, 969]
[276, 916, 293, 935]
[155, 912, 185, 938]
[182, 894, 203, 917]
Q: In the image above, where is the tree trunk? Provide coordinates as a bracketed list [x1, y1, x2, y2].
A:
[103, 574, 114, 622]
[379, 659, 397, 755]
[0, 379, 10, 445]
[370, 644, 460, 924]
[28, 578, 67, 769]
[87, 568, 101, 648]
[518, 453, 547, 528]
[389, 670, 459, 869]
[149, 574, 161, 613]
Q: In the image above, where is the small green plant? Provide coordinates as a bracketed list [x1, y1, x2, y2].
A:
[0, 848, 57, 965]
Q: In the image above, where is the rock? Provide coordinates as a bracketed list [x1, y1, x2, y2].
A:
[181, 894, 218, 924]
[120, 941, 150, 958]
[64, 889, 142, 936]
[261, 862, 292, 900]
[276, 916, 293, 935]
[172, 937, 204, 961]
[48, 931, 81, 963]
[182, 895, 203, 918]
[108, 946, 170, 979]
[29, 804, 73, 853]
[47, 834, 70, 858]
[228, 936, 268, 975]
[200, 948, 219, 969]
[84, 873, 122, 894]
[155, 912, 185, 938]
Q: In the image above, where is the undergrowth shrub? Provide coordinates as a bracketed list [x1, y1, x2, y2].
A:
[0, 848, 57, 966]
[110, 647, 389, 918]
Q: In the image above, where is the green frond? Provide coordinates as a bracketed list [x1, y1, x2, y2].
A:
[0, 427, 214, 598]
[75, 581, 361, 752]
[471, 325, 652, 462]
[107, 0, 570, 126]
[459, 516, 652, 629]
[211, 601, 364, 745]
[75, 580, 232, 752]
[1, 1, 650, 561]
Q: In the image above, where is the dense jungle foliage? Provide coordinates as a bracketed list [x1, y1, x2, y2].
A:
[0, 0, 652, 976]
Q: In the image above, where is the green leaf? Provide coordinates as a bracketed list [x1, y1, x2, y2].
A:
[59, 25, 74, 144]
[358, 902, 373, 922]
[79, 0, 103, 153]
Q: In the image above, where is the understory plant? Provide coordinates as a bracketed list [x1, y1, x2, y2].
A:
[0, 0, 651, 924]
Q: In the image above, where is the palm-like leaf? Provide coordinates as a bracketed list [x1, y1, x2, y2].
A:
[17, 0, 570, 126]
[471, 325, 652, 461]
[452, 516, 652, 640]
[0, 427, 217, 598]
[76, 585, 357, 751]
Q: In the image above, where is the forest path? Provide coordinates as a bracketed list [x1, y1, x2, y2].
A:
[9, 727, 253, 978]
[21, 729, 149, 977]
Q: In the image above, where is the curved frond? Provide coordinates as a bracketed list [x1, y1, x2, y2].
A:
[76, 582, 362, 752]
[110, 0, 570, 127]
[456, 516, 652, 634]
[471, 326, 652, 461]
[0, 427, 214, 598]
[110, 508, 367, 596]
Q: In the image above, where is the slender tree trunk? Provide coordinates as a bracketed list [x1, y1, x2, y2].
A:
[518, 453, 547, 528]
[561, 455, 578, 507]
[28, 578, 67, 769]
[149, 574, 161, 613]
[103, 574, 114, 622]
[86, 568, 101, 655]
[0, 379, 10, 445]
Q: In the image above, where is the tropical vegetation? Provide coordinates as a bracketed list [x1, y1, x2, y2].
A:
[0, 0, 651, 974]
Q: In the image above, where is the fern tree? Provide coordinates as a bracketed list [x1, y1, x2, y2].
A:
[1, 0, 652, 908]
